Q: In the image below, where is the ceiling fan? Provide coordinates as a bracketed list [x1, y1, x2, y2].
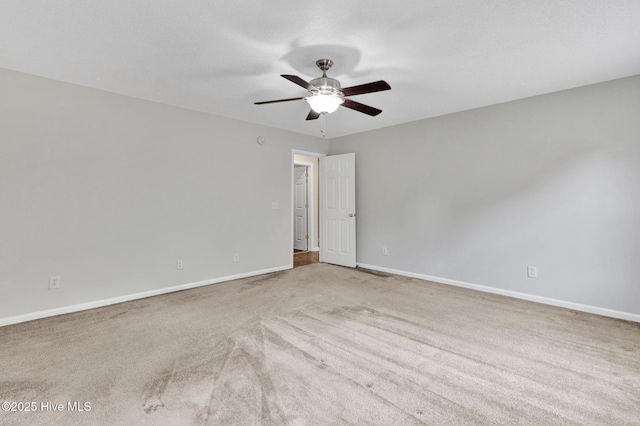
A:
[255, 59, 391, 120]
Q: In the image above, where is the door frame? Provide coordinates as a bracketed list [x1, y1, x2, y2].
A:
[291, 150, 325, 262]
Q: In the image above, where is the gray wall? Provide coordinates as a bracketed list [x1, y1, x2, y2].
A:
[2, 67, 638, 322]
[330, 75, 640, 316]
[0, 68, 327, 320]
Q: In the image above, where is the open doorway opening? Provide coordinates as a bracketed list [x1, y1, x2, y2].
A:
[293, 164, 309, 252]
[292, 150, 323, 267]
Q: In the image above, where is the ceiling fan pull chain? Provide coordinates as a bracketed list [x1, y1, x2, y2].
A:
[321, 112, 326, 138]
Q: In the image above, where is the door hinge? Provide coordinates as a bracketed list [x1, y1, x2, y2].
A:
[305, 235, 309, 240]
[305, 173, 309, 178]
[305, 203, 309, 208]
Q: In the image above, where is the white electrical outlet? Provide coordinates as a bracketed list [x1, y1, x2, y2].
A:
[234, 253, 240, 262]
[382, 247, 388, 256]
[527, 266, 537, 278]
[49, 276, 61, 290]
[177, 260, 183, 270]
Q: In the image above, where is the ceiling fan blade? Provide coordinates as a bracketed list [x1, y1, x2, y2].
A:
[281, 75, 318, 92]
[341, 80, 391, 97]
[340, 98, 382, 116]
[306, 110, 321, 121]
[254, 97, 305, 105]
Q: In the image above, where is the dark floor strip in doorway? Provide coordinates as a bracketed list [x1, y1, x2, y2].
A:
[294, 251, 319, 267]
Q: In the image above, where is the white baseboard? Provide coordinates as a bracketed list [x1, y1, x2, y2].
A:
[6, 263, 637, 327]
[0, 265, 292, 327]
[357, 263, 640, 323]
[311, 247, 320, 252]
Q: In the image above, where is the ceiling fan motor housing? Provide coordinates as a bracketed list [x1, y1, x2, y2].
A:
[310, 76, 342, 96]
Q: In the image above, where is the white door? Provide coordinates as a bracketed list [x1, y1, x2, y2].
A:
[320, 153, 356, 267]
[293, 166, 308, 251]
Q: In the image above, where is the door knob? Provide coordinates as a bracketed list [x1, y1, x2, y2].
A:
[349, 213, 356, 217]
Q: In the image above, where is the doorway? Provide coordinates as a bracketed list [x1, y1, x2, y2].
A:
[292, 151, 322, 267]
[291, 150, 357, 269]
[293, 165, 309, 252]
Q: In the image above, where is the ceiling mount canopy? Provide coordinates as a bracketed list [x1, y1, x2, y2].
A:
[255, 59, 391, 120]
[315, 58, 334, 74]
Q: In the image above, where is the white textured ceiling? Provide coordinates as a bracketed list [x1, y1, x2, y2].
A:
[2, 1, 640, 138]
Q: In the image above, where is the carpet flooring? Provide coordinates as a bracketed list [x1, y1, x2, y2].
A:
[1, 263, 639, 425]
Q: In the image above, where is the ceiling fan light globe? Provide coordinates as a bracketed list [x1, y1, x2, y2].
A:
[306, 94, 343, 114]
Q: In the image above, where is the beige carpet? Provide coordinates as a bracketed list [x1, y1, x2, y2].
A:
[1, 263, 639, 425]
